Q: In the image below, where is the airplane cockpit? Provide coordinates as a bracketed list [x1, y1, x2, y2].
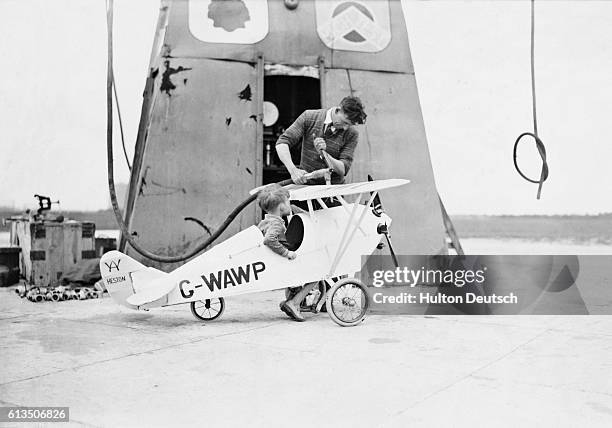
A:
[285, 214, 304, 252]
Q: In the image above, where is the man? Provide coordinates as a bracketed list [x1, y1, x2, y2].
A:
[275, 96, 367, 186]
[274, 96, 367, 321]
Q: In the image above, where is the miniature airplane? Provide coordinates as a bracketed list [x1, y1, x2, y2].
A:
[100, 175, 408, 326]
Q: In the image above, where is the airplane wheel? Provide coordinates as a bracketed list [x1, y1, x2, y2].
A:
[190, 297, 225, 321]
[326, 278, 369, 327]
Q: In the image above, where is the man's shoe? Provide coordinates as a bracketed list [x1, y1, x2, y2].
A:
[280, 301, 305, 322]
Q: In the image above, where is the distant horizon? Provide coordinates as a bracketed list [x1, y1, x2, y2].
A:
[1, 205, 610, 219]
[1, 209, 610, 246]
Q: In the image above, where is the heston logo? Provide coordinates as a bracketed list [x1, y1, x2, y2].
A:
[106, 276, 126, 285]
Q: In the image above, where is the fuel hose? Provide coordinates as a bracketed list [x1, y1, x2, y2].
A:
[106, 0, 295, 263]
[513, 0, 549, 199]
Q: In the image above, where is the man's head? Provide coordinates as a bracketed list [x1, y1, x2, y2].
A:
[332, 96, 367, 130]
[257, 184, 291, 216]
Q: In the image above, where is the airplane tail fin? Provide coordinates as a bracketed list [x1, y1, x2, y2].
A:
[99, 250, 164, 309]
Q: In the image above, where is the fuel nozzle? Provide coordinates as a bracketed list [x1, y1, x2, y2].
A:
[322, 168, 332, 185]
[319, 150, 334, 185]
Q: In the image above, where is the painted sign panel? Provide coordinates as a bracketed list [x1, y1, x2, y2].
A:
[189, 0, 269, 44]
[124, 58, 261, 270]
[167, 0, 412, 73]
[315, 0, 391, 52]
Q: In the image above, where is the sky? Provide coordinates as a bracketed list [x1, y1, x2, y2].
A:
[0, 0, 611, 215]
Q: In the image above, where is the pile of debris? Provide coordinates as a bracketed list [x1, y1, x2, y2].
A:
[15, 281, 105, 302]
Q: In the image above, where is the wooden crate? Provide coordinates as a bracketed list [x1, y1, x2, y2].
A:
[9, 218, 97, 286]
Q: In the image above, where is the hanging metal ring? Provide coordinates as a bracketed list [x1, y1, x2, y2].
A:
[513, 132, 549, 184]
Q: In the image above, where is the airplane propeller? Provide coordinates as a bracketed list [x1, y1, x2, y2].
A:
[367, 174, 384, 217]
[368, 174, 400, 268]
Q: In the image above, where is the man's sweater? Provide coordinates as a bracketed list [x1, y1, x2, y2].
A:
[276, 109, 359, 184]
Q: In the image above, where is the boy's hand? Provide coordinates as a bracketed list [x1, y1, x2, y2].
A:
[287, 251, 297, 260]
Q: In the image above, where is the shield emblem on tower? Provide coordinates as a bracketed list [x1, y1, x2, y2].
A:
[188, 0, 269, 44]
[315, 0, 391, 53]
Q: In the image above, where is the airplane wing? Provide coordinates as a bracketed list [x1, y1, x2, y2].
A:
[288, 179, 409, 201]
[126, 276, 176, 306]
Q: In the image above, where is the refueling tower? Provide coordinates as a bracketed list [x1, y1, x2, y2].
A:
[119, 0, 450, 269]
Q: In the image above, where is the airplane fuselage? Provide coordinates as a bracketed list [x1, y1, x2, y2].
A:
[179, 261, 266, 298]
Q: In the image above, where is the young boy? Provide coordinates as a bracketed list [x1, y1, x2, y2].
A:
[257, 184, 297, 260]
[257, 184, 308, 321]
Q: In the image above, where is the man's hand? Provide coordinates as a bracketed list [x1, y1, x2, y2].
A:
[289, 167, 308, 185]
[314, 137, 326, 154]
[287, 251, 297, 260]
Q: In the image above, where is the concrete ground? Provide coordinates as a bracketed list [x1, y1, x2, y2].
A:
[1, 287, 611, 428]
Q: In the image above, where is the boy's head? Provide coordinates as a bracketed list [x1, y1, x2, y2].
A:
[257, 184, 291, 215]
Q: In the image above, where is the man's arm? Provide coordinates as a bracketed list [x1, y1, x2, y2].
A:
[314, 129, 360, 177]
[337, 129, 359, 175]
[276, 144, 307, 184]
[314, 141, 345, 176]
[276, 112, 309, 184]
